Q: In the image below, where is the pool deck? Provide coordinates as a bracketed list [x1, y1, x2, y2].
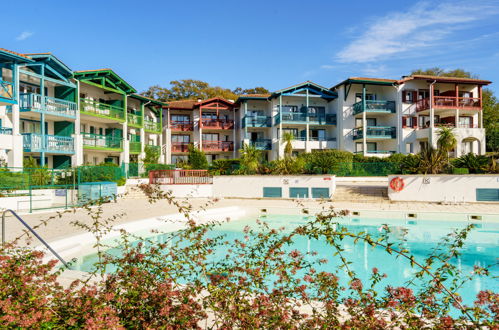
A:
[4, 197, 499, 246]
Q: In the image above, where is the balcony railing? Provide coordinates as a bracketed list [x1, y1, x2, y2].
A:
[127, 113, 143, 127]
[19, 93, 77, 118]
[129, 141, 142, 153]
[309, 137, 337, 142]
[0, 127, 13, 135]
[249, 139, 272, 150]
[353, 126, 396, 140]
[355, 150, 396, 155]
[82, 132, 123, 150]
[22, 133, 74, 153]
[171, 142, 191, 153]
[0, 79, 14, 103]
[353, 100, 396, 115]
[243, 115, 272, 128]
[416, 96, 481, 112]
[202, 141, 234, 152]
[144, 119, 162, 132]
[201, 119, 234, 129]
[80, 98, 125, 121]
[274, 112, 336, 125]
[170, 120, 194, 131]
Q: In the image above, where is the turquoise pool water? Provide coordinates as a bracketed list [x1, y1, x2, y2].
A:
[75, 214, 499, 312]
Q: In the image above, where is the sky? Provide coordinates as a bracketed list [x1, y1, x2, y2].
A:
[2, 0, 499, 94]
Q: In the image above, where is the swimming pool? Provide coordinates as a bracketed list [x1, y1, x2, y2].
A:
[72, 213, 498, 314]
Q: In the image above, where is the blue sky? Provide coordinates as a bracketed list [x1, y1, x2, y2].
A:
[2, 0, 499, 94]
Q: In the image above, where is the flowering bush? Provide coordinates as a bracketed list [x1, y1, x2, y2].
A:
[0, 186, 497, 328]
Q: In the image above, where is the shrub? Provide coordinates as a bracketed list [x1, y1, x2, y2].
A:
[452, 167, 469, 175]
[300, 150, 353, 174]
[452, 153, 489, 174]
[187, 145, 208, 169]
[269, 157, 305, 174]
[210, 159, 240, 175]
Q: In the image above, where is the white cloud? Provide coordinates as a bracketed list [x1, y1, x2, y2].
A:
[336, 1, 499, 63]
[16, 31, 34, 41]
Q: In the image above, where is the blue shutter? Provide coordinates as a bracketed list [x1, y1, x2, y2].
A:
[476, 189, 499, 201]
[289, 187, 309, 198]
[263, 187, 282, 198]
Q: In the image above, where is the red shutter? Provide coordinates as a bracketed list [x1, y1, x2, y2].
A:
[412, 117, 418, 128]
[402, 91, 407, 103]
[402, 116, 407, 128]
[470, 116, 474, 128]
[412, 91, 418, 104]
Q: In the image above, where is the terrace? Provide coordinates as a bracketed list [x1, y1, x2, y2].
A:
[127, 112, 143, 128]
[144, 119, 162, 133]
[242, 115, 272, 128]
[129, 135, 142, 154]
[249, 139, 272, 150]
[82, 132, 123, 151]
[416, 96, 481, 112]
[80, 98, 125, 121]
[170, 120, 194, 131]
[201, 118, 234, 130]
[274, 112, 336, 125]
[202, 141, 234, 152]
[353, 100, 396, 115]
[171, 142, 190, 153]
[22, 133, 74, 154]
[353, 126, 396, 140]
[19, 93, 77, 118]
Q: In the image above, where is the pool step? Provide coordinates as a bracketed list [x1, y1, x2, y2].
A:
[333, 186, 389, 202]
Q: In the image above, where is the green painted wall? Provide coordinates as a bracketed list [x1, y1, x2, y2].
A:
[54, 121, 74, 137]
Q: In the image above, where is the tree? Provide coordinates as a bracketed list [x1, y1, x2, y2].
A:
[232, 87, 269, 95]
[238, 143, 262, 174]
[142, 145, 160, 164]
[418, 146, 446, 174]
[482, 89, 499, 152]
[187, 145, 208, 169]
[282, 132, 294, 158]
[410, 68, 477, 79]
[437, 127, 457, 162]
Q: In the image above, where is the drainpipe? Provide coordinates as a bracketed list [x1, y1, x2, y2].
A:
[392, 83, 401, 154]
[429, 80, 436, 148]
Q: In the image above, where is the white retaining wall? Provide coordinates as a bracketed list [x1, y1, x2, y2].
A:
[159, 184, 213, 198]
[388, 175, 499, 203]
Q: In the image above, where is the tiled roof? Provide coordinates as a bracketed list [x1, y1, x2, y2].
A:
[24, 52, 52, 56]
[167, 100, 198, 109]
[399, 75, 491, 85]
[331, 77, 397, 89]
[238, 93, 271, 98]
[74, 68, 113, 73]
[0, 48, 32, 60]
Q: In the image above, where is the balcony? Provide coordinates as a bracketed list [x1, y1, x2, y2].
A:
[22, 133, 74, 154]
[274, 112, 336, 125]
[80, 98, 125, 121]
[249, 139, 272, 150]
[127, 113, 143, 128]
[171, 142, 190, 153]
[129, 142, 142, 154]
[170, 120, 193, 132]
[355, 150, 396, 156]
[144, 119, 162, 133]
[82, 132, 123, 151]
[416, 96, 481, 112]
[201, 119, 234, 130]
[243, 115, 272, 128]
[353, 126, 396, 140]
[0, 79, 15, 105]
[0, 127, 13, 135]
[19, 93, 77, 118]
[202, 141, 234, 152]
[353, 100, 396, 115]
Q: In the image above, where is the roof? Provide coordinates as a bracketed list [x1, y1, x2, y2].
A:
[399, 74, 491, 85]
[0, 48, 33, 63]
[271, 81, 337, 99]
[331, 77, 398, 90]
[166, 97, 235, 110]
[25, 53, 73, 78]
[73, 69, 136, 94]
[130, 93, 167, 106]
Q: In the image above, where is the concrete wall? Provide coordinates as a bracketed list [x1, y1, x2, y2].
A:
[159, 184, 213, 198]
[388, 175, 499, 202]
[212, 175, 336, 198]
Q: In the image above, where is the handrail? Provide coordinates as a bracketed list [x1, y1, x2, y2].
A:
[1, 209, 68, 267]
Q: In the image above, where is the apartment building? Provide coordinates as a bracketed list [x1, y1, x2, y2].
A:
[0, 49, 165, 168]
[164, 98, 236, 164]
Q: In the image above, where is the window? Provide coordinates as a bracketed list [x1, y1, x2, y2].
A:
[172, 135, 190, 143]
[171, 114, 190, 123]
[279, 128, 298, 138]
[263, 187, 282, 198]
[459, 116, 472, 128]
[312, 188, 330, 199]
[310, 129, 326, 141]
[402, 91, 416, 103]
[366, 118, 377, 127]
[172, 155, 188, 164]
[280, 105, 298, 112]
[459, 91, 473, 98]
[406, 143, 414, 153]
[202, 113, 217, 120]
[289, 187, 309, 198]
[308, 106, 325, 116]
[366, 142, 377, 152]
[202, 133, 218, 141]
[355, 93, 375, 102]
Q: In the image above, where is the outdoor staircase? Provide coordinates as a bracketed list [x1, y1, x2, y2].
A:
[333, 185, 389, 202]
[124, 185, 148, 199]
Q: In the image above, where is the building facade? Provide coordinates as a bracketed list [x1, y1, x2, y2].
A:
[0, 48, 492, 168]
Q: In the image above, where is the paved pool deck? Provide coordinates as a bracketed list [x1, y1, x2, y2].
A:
[3, 197, 499, 246]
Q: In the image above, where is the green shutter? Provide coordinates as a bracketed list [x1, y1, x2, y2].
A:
[54, 121, 74, 137]
[476, 189, 499, 201]
[312, 188, 330, 199]
[289, 187, 309, 198]
[53, 155, 71, 169]
[263, 187, 282, 198]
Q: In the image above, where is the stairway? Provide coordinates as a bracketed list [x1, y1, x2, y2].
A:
[124, 185, 148, 199]
[333, 185, 389, 202]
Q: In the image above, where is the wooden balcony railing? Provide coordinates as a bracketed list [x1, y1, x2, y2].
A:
[149, 169, 212, 185]
[201, 119, 234, 129]
[202, 141, 234, 152]
[416, 97, 481, 112]
[171, 142, 190, 153]
[170, 120, 194, 131]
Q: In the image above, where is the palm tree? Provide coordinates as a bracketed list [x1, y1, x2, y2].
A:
[239, 143, 262, 174]
[437, 127, 457, 161]
[418, 146, 446, 174]
[282, 132, 295, 158]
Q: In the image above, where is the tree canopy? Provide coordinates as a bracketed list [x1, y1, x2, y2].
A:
[410, 68, 478, 79]
[141, 79, 269, 103]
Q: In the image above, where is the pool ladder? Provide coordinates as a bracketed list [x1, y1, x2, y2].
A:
[1, 209, 68, 267]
